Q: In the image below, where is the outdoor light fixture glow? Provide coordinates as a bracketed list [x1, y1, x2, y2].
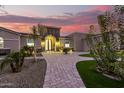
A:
[41, 41, 45, 47]
[65, 43, 70, 48]
[56, 41, 60, 47]
[27, 43, 34, 47]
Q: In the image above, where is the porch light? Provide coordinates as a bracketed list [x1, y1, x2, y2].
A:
[41, 41, 45, 47]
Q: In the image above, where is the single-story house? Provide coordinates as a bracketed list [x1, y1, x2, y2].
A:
[0, 25, 91, 54]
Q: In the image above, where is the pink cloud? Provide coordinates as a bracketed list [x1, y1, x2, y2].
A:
[61, 24, 99, 35]
[0, 23, 35, 33]
[91, 5, 112, 12]
[0, 22, 99, 35]
[0, 6, 113, 35]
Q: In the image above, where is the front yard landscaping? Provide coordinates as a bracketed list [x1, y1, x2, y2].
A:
[0, 58, 47, 88]
[77, 6, 124, 88]
[76, 60, 124, 88]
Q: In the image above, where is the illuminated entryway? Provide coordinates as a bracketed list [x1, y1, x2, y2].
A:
[45, 35, 56, 51]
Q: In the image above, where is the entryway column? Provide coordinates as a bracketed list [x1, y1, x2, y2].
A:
[45, 39, 48, 51]
[49, 39, 52, 51]
[55, 43, 56, 51]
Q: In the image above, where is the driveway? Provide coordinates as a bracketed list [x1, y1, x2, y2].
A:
[42, 52, 93, 88]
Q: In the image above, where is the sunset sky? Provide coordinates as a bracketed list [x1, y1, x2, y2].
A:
[0, 5, 113, 36]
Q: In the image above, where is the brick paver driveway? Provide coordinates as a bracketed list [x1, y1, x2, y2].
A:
[42, 52, 93, 88]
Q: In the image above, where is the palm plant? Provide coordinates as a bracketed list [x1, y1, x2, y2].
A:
[0, 49, 26, 73]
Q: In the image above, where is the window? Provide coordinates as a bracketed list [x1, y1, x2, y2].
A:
[65, 42, 70, 48]
[27, 38, 34, 47]
[0, 37, 4, 48]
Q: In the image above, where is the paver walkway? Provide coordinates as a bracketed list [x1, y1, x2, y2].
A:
[43, 52, 93, 88]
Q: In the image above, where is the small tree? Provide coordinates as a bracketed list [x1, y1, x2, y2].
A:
[86, 11, 119, 73]
[37, 24, 47, 51]
[114, 5, 124, 49]
[31, 24, 47, 61]
[31, 26, 39, 62]
[86, 6, 124, 79]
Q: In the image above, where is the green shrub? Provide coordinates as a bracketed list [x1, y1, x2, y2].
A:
[113, 62, 124, 79]
[63, 48, 73, 54]
[22, 46, 34, 56]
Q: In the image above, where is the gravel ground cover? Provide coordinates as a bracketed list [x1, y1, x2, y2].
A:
[0, 58, 47, 88]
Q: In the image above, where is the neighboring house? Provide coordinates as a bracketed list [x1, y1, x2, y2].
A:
[68, 32, 89, 51]
[86, 31, 121, 51]
[60, 36, 73, 50]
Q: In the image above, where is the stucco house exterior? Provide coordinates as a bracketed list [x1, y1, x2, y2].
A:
[68, 32, 89, 51]
[0, 28, 38, 48]
[0, 27, 25, 52]
[1, 25, 120, 54]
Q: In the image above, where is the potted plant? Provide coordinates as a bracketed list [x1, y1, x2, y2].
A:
[63, 48, 68, 54]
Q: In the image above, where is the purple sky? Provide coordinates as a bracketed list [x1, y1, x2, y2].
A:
[0, 5, 113, 36]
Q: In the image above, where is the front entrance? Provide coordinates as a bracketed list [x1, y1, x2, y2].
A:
[45, 35, 56, 51]
[45, 39, 52, 51]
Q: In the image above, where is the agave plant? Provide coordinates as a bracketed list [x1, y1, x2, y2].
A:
[0, 49, 27, 73]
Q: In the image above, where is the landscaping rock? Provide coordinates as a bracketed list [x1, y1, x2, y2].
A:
[103, 73, 121, 81]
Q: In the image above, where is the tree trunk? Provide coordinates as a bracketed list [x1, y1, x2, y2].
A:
[10, 63, 16, 73]
[34, 39, 37, 62]
[20, 57, 24, 68]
